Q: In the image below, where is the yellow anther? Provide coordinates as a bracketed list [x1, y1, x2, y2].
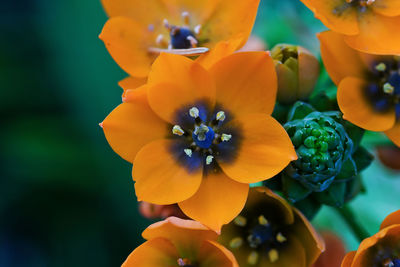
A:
[234, 215, 247, 227]
[247, 251, 259, 265]
[276, 232, 287, 243]
[268, 249, 279, 263]
[221, 134, 232, 142]
[229, 237, 243, 249]
[258, 215, 269, 226]
[383, 83, 395, 94]
[172, 125, 185, 136]
[189, 107, 199, 118]
[216, 111, 226, 121]
[184, 149, 192, 157]
[206, 155, 214, 165]
[375, 62, 387, 72]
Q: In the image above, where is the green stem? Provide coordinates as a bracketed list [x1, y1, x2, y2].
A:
[335, 205, 370, 242]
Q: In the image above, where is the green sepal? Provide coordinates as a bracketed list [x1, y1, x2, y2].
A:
[342, 121, 365, 150]
[336, 157, 357, 181]
[293, 197, 322, 220]
[344, 175, 365, 202]
[352, 146, 374, 172]
[282, 174, 312, 202]
[286, 101, 315, 121]
[314, 182, 346, 207]
[309, 90, 337, 112]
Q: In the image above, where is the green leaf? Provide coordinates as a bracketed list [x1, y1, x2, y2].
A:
[309, 91, 336, 112]
[287, 101, 315, 121]
[343, 121, 365, 149]
[352, 146, 374, 172]
[336, 157, 357, 181]
[314, 182, 346, 207]
[282, 174, 312, 202]
[293, 197, 322, 220]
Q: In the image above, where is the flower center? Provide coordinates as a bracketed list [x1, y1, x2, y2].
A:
[177, 258, 197, 267]
[171, 106, 236, 168]
[229, 214, 288, 265]
[148, 12, 208, 55]
[333, 0, 375, 15]
[366, 60, 400, 120]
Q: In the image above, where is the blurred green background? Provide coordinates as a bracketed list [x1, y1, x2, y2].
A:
[1, 0, 399, 266]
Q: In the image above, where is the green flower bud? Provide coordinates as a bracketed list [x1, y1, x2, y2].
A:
[271, 44, 320, 104]
[284, 110, 353, 192]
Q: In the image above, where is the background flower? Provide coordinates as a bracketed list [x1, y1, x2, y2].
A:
[123, 217, 238, 267]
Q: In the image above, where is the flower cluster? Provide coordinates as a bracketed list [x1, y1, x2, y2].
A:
[97, 0, 400, 266]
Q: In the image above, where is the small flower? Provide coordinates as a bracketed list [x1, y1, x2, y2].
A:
[319, 30, 400, 148]
[341, 209, 400, 267]
[99, 0, 261, 77]
[271, 44, 320, 104]
[266, 101, 373, 218]
[300, 0, 400, 54]
[122, 217, 239, 267]
[219, 187, 325, 267]
[101, 52, 297, 231]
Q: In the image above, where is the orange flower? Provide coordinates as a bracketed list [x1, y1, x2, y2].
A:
[101, 52, 297, 231]
[319, 30, 400, 147]
[300, 0, 400, 54]
[341, 209, 400, 267]
[123, 217, 239, 267]
[99, 0, 260, 78]
[219, 187, 325, 267]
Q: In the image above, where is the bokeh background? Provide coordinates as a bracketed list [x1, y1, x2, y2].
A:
[1, 0, 399, 266]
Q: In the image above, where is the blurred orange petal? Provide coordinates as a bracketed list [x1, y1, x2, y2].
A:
[199, 240, 239, 267]
[133, 139, 203, 204]
[99, 17, 156, 77]
[385, 123, 400, 147]
[341, 251, 356, 267]
[337, 77, 396, 131]
[312, 231, 345, 267]
[372, 0, 400, 16]
[219, 114, 297, 184]
[380, 209, 400, 230]
[179, 171, 249, 232]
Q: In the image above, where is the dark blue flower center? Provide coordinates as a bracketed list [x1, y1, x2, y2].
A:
[192, 125, 215, 149]
[394, 259, 400, 267]
[170, 27, 197, 49]
[365, 59, 400, 120]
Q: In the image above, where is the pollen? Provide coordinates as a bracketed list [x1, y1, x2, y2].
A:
[229, 237, 243, 249]
[216, 111, 226, 121]
[221, 134, 232, 142]
[206, 155, 214, 165]
[189, 107, 200, 118]
[247, 251, 259, 265]
[383, 83, 395, 94]
[276, 232, 287, 243]
[184, 149, 193, 157]
[172, 125, 185, 136]
[268, 249, 279, 263]
[258, 215, 269, 226]
[375, 62, 387, 72]
[234, 215, 247, 227]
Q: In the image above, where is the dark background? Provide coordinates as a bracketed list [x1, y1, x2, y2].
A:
[1, 0, 399, 266]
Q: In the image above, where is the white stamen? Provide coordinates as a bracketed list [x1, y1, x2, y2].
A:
[156, 34, 168, 47]
[375, 62, 386, 72]
[258, 215, 269, 226]
[148, 47, 209, 56]
[168, 44, 173, 50]
[216, 111, 226, 122]
[194, 124, 209, 141]
[194, 24, 202, 35]
[163, 19, 170, 29]
[189, 107, 200, 118]
[276, 232, 287, 243]
[221, 134, 232, 142]
[172, 125, 185, 136]
[184, 149, 193, 157]
[187, 35, 198, 47]
[206, 155, 214, 165]
[182, 11, 190, 25]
